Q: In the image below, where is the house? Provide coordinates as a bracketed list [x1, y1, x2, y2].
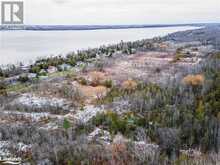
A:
[20, 65, 30, 72]
[27, 73, 37, 79]
[58, 64, 72, 71]
[47, 66, 57, 74]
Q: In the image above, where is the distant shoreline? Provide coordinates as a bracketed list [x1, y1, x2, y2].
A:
[0, 23, 209, 31]
[0, 26, 203, 66]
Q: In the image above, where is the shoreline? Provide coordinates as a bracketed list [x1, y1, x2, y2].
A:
[0, 23, 207, 31]
[0, 26, 203, 67]
[0, 25, 209, 84]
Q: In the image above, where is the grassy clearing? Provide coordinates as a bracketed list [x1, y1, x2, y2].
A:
[6, 83, 31, 93]
[48, 70, 76, 78]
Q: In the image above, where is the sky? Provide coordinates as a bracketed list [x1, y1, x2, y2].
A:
[22, 0, 220, 25]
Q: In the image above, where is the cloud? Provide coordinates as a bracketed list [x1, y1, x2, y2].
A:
[51, 0, 71, 4]
[24, 0, 220, 25]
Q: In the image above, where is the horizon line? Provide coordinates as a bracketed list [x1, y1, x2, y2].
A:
[1, 22, 220, 26]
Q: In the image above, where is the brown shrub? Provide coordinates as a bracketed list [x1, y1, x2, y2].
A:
[182, 74, 205, 86]
[88, 71, 107, 87]
[121, 80, 138, 91]
[77, 84, 108, 103]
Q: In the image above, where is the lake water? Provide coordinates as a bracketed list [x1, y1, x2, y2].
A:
[0, 26, 200, 65]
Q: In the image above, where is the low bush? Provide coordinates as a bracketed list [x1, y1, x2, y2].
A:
[92, 111, 147, 138]
[102, 79, 113, 88]
[171, 53, 184, 63]
[0, 81, 7, 95]
[89, 71, 106, 87]
[18, 74, 29, 83]
[78, 77, 87, 85]
[30, 65, 41, 74]
[182, 74, 205, 86]
[121, 80, 138, 92]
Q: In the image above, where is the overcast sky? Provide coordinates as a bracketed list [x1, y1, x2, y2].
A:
[24, 0, 220, 25]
